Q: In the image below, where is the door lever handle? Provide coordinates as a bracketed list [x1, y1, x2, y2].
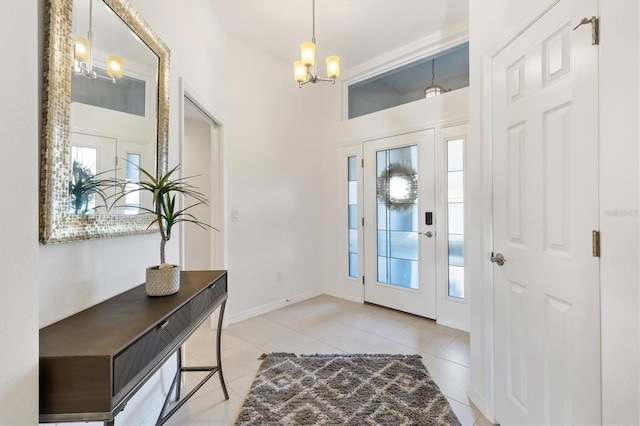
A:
[419, 231, 434, 238]
[490, 252, 506, 266]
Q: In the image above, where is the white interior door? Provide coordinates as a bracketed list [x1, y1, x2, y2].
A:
[492, 1, 600, 424]
[364, 130, 436, 318]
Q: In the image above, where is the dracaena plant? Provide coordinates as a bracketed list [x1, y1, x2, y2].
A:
[69, 160, 119, 214]
[113, 164, 215, 265]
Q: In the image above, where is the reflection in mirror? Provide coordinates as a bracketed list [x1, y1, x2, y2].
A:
[40, 0, 170, 244]
[70, 0, 158, 215]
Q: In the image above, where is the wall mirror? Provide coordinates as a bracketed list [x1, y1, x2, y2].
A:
[41, 0, 170, 244]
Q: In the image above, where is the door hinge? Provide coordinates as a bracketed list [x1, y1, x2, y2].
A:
[362, 275, 365, 285]
[361, 158, 364, 168]
[573, 16, 599, 45]
[361, 217, 364, 226]
[592, 230, 600, 257]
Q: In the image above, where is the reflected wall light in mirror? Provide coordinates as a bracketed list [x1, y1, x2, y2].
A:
[40, 0, 170, 244]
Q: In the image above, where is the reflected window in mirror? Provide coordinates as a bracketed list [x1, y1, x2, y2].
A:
[70, 146, 98, 214]
[70, 0, 159, 215]
[72, 70, 147, 117]
[124, 153, 141, 215]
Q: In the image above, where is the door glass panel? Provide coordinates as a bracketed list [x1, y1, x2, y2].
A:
[389, 258, 419, 288]
[377, 231, 387, 256]
[347, 156, 358, 278]
[376, 145, 419, 289]
[348, 229, 358, 252]
[388, 231, 418, 261]
[447, 138, 464, 299]
[389, 204, 417, 231]
[448, 265, 464, 298]
[448, 202, 464, 234]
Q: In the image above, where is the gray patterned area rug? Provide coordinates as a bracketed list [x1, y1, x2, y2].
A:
[235, 353, 461, 426]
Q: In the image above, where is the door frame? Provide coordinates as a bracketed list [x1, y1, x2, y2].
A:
[474, 0, 602, 421]
[178, 78, 226, 271]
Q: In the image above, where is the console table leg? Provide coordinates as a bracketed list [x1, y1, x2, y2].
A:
[216, 301, 229, 400]
[175, 347, 182, 401]
[104, 420, 114, 426]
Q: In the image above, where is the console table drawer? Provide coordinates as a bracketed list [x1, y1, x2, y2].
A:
[190, 274, 227, 321]
[113, 301, 192, 397]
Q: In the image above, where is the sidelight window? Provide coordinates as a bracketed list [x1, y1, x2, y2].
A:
[347, 156, 358, 278]
[447, 138, 464, 299]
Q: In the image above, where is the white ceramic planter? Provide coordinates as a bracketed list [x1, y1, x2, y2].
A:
[145, 265, 180, 296]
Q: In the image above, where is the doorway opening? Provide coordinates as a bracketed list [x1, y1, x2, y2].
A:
[180, 91, 224, 271]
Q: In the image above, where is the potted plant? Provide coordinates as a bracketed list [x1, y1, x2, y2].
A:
[114, 164, 215, 296]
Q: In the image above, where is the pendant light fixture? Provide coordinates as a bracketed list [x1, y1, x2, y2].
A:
[424, 59, 442, 98]
[294, 0, 340, 87]
[73, 0, 123, 83]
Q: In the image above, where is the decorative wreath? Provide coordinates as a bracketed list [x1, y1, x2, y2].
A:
[377, 162, 418, 212]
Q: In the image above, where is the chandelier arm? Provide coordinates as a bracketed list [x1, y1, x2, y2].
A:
[95, 73, 117, 84]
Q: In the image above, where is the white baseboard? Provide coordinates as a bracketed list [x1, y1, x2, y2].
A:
[340, 293, 364, 304]
[436, 317, 470, 332]
[323, 287, 340, 298]
[227, 288, 325, 325]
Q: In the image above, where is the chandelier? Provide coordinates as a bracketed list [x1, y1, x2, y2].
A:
[293, 0, 340, 87]
[73, 0, 123, 83]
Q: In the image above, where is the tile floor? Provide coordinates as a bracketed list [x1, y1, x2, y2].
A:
[166, 295, 493, 426]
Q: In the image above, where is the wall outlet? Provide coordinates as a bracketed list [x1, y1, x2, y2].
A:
[276, 271, 283, 282]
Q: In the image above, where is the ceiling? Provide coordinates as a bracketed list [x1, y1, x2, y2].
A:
[209, 0, 469, 71]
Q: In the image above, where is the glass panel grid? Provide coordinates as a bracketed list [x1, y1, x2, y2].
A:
[376, 146, 419, 289]
[347, 156, 358, 278]
[447, 138, 465, 299]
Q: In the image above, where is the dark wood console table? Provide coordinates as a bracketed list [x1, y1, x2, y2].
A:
[39, 270, 228, 426]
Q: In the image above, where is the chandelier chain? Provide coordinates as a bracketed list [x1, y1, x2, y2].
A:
[431, 59, 435, 86]
[312, 0, 316, 43]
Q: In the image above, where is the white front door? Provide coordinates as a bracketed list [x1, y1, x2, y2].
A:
[363, 130, 436, 318]
[492, 1, 600, 424]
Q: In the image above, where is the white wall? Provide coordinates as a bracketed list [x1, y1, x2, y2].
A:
[468, 1, 640, 424]
[2, 0, 327, 421]
[0, 1, 39, 424]
[224, 37, 326, 322]
[599, 2, 640, 424]
[36, 1, 231, 424]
